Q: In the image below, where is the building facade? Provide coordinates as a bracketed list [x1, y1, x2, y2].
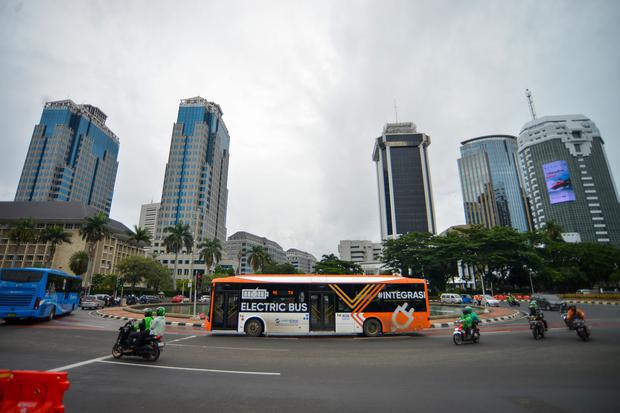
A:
[15, 100, 119, 215]
[373, 122, 436, 239]
[155, 97, 230, 244]
[338, 240, 384, 275]
[517, 115, 620, 245]
[225, 231, 288, 275]
[139, 202, 160, 238]
[0, 202, 145, 286]
[457, 135, 532, 232]
[286, 248, 317, 273]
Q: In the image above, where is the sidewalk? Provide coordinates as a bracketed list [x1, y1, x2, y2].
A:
[98, 307, 204, 327]
[429, 306, 522, 328]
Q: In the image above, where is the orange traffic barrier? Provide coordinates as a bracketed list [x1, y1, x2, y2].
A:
[0, 370, 70, 413]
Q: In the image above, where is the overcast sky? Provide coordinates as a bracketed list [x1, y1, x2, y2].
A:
[1, 0, 619, 259]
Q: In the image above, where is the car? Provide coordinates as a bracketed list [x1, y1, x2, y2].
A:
[440, 293, 463, 304]
[576, 289, 594, 295]
[460, 294, 473, 304]
[81, 295, 104, 310]
[532, 294, 565, 311]
[481, 294, 500, 307]
[171, 295, 184, 303]
[139, 295, 162, 304]
[199, 295, 210, 303]
[94, 294, 111, 305]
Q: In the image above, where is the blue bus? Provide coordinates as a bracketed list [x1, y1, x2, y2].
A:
[0, 268, 82, 322]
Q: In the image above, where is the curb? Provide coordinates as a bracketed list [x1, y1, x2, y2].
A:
[429, 310, 524, 329]
[96, 310, 204, 328]
[564, 300, 620, 306]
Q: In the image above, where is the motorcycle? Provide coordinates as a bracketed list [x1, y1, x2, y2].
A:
[453, 319, 480, 345]
[507, 300, 520, 307]
[561, 312, 590, 341]
[112, 321, 164, 361]
[529, 315, 545, 340]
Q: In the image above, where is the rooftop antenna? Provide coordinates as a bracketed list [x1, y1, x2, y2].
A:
[393, 99, 399, 123]
[525, 89, 537, 120]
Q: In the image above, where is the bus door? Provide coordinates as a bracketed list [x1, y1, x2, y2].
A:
[212, 291, 240, 330]
[309, 291, 335, 331]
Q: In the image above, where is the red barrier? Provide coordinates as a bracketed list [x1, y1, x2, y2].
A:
[0, 370, 70, 413]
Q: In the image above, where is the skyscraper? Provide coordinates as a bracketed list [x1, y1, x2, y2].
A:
[138, 202, 160, 238]
[156, 97, 230, 244]
[15, 100, 119, 215]
[373, 122, 436, 239]
[457, 135, 531, 232]
[518, 115, 620, 245]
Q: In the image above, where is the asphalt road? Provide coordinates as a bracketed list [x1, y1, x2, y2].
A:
[1, 304, 619, 413]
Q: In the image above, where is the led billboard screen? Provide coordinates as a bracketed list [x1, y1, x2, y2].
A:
[543, 160, 576, 205]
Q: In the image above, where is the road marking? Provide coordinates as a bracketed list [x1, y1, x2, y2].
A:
[48, 355, 112, 372]
[168, 335, 196, 343]
[96, 360, 281, 376]
[167, 343, 289, 352]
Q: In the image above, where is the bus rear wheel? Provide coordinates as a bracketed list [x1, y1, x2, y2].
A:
[245, 319, 264, 337]
[363, 319, 382, 337]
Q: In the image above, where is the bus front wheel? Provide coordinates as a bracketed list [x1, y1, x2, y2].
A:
[245, 319, 264, 337]
[47, 307, 55, 322]
[363, 319, 382, 337]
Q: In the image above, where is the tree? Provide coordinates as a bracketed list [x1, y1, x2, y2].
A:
[79, 212, 110, 292]
[40, 225, 72, 267]
[261, 262, 298, 274]
[69, 250, 89, 277]
[198, 238, 223, 277]
[314, 254, 363, 274]
[117, 256, 151, 290]
[128, 225, 152, 248]
[248, 246, 270, 273]
[213, 265, 235, 276]
[8, 218, 37, 267]
[163, 222, 193, 282]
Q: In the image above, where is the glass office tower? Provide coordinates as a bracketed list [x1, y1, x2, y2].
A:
[457, 135, 531, 232]
[15, 100, 119, 215]
[373, 122, 436, 239]
[155, 96, 230, 244]
[518, 115, 620, 246]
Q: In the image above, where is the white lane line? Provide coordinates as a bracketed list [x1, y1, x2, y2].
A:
[53, 321, 106, 329]
[48, 355, 112, 372]
[167, 335, 196, 343]
[166, 343, 289, 352]
[96, 360, 281, 376]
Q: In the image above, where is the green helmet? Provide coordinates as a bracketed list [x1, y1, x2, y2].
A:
[156, 307, 166, 316]
[144, 308, 153, 317]
[462, 306, 472, 315]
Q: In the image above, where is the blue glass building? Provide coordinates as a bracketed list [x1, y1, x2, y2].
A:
[155, 97, 230, 245]
[15, 100, 119, 215]
[457, 135, 532, 232]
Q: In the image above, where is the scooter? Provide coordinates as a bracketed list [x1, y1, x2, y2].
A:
[112, 321, 164, 361]
[529, 314, 545, 340]
[508, 300, 520, 307]
[453, 319, 480, 345]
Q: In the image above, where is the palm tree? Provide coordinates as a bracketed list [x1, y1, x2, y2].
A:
[69, 250, 89, 277]
[79, 212, 110, 293]
[128, 225, 152, 248]
[8, 218, 37, 267]
[198, 238, 223, 277]
[163, 222, 193, 287]
[542, 220, 564, 243]
[248, 245, 270, 273]
[40, 225, 72, 267]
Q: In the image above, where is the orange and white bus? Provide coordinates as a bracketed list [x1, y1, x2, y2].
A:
[204, 274, 429, 337]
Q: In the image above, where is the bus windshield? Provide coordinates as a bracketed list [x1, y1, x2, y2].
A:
[0, 269, 44, 283]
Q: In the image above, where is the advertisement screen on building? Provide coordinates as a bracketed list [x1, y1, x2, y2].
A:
[543, 160, 576, 205]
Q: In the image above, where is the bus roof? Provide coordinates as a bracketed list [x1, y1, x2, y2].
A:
[1, 267, 81, 280]
[212, 274, 426, 285]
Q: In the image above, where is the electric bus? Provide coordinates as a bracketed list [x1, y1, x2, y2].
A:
[0, 268, 82, 322]
[205, 274, 429, 337]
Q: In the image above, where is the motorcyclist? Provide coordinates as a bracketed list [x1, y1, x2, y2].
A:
[459, 306, 479, 337]
[151, 307, 166, 338]
[565, 305, 586, 329]
[507, 293, 516, 305]
[528, 299, 548, 330]
[130, 308, 153, 348]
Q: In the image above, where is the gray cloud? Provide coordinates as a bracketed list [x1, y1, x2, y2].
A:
[1, 0, 619, 258]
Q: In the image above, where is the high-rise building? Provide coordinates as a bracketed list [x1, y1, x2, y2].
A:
[15, 100, 119, 215]
[518, 115, 620, 245]
[338, 240, 384, 275]
[372, 122, 436, 239]
[457, 135, 532, 232]
[286, 248, 317, 273]
[138, 202, 160, 238]
[156, 97, 230, 244]
[225, 231, 288, 274]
